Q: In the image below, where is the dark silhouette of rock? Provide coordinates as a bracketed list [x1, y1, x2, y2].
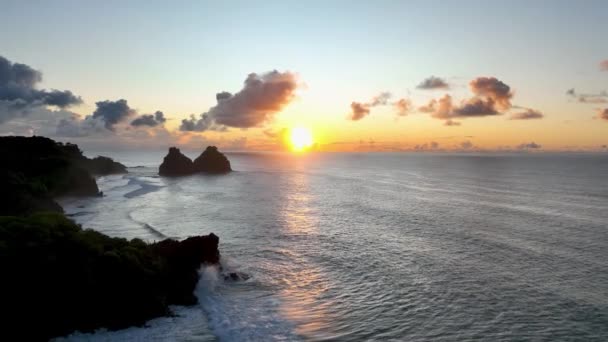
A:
[0, 136, 127, 215]
[0, 136, 102, 215]
[159, 147, 195, 176]
[84, 156, 128, 175]
[224, 271, 250, 282]
[0, 213, 221, 341]
[193, 146, 232, 173]
[152, 233, 220, 304]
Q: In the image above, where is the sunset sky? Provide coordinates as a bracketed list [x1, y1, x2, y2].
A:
[1, 0, 607, 151]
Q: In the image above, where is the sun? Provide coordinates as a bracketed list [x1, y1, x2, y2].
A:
[289, 126, 314, 151]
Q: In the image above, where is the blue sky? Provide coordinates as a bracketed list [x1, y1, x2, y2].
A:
[1, 0, 607, 150]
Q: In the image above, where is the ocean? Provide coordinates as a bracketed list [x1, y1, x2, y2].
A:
[55, 151, 608, 341]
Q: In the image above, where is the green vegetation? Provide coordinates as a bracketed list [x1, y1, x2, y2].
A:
[0, 212, 219, 341]
[0, 136, 220, 341]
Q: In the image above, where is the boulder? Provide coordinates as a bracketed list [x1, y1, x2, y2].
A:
[193, 146, 232, 173]
[159, 147, 195, 176]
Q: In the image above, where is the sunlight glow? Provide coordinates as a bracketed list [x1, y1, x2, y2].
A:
[289, 127, 314, 151]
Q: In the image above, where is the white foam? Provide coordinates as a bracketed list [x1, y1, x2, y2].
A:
[195, 265, 300, 342]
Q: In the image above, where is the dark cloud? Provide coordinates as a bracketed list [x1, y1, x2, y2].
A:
[599, 108, 608, 121]
[518, 142, 542, 149]
[210, 71, 298, 128]
[460, 140, 473, 149]
[0, 55, 82, 123]
[350, 102, 370, 121]
[91, 99, 135, 130]
[216, 91, 232, 101]
[422, 77, 518, 125]
[417, 76, 449, 90]
[600, 60, 608, 71]
[566, 88, 608, 103]
[394, 98, 411, 116]
[179, 113, 226, 132]
[56, 116, 108, 137]
[469, 77, 512, 110]
[131, 110, 166, 127]
[349, 92, 392, 121]
[453, 98, 499, 116]
[178, 71, 298, 131]
[510, 108, 544, 120]
[414, 141, 440, 150]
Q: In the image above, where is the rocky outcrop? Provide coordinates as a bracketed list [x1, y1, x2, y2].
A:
[159, 147, 195, 176]
[0, 136, 224, 341]
[159, 146, 231, 176]
[193, 146, 232, 173]
[0, 213, 221, 341]
[0, 136, 129, 215]
[0, 136, 108, 215]
[84, 156, 128, 175]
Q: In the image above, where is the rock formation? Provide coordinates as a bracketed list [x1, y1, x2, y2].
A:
[193, 146, 232, 173]
[84, 156, 128, 175]
[159, 146, 231, 176]
[158, 147, 195, 176]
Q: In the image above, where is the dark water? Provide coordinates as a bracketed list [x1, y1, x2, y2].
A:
[57, 152, 608, 341]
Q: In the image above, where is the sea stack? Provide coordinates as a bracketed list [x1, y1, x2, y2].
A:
[159, 147, 195, 176]
[159, 146, 231, 176]
[193, 146, 232, 173]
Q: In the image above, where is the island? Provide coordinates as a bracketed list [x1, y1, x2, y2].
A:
[159, 146, 231, 176]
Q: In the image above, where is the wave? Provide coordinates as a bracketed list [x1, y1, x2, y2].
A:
[195, 262, 300, 342]
[123, 177, 164, 199]
[127, 212, 168, 240]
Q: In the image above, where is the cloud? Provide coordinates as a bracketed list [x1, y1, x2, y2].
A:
[469, 77, 513, 110]
[56, 115, 109, 137]
[394, 98, 411, 116]
[599, 108, 608, 121]
[414, 141, 440, 150]
[453, 98, 499, 116]
[370, 92, 392, 106]
[349, 102, 371, 121]
[349, 92, 392, 121]
[0, 55, 82, 123]
[518, 142, 542, 149]
[460, 140, 473, 149]
[444, 119, 461, 126]
[178, 70, 298, 131]
[179, 113, 227, 132]
[600, 60, 608, 71]
[417, 76, 449, 90]
[421, 77, 520, 125]
[210, 70, 298, 128]
[510, 108, 544, 120]
[91, 99, 135, 130]
[566, 88, 608, 104]
[418, 99, 437, 113]
[131, 110, 166, 127]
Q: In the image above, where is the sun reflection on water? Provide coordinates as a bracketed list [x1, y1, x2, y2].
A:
[277, 171, 336, 338]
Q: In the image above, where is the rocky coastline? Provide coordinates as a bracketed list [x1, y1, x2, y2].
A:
[0, 136, 222, 341]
